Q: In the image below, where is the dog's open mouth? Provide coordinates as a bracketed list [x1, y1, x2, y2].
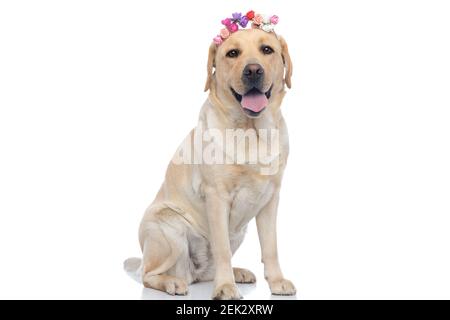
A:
[231, 85, 272, 117]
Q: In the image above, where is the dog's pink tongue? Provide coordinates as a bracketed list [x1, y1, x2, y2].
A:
[241, 93, 268, 113]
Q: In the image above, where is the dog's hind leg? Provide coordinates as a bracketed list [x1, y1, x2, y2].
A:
[140, 210, 189, 295]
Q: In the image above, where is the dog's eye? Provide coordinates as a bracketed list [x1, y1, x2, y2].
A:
[226, 49, 240, 58]
[261, 46, 274, 55]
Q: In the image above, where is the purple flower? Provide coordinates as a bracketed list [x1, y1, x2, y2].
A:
[239, 16, 249, 28]
[232, 12, 242, 21]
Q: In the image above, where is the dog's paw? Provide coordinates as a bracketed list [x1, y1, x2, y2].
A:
[269, 278, 296, 295]
[143, 275, 188, 296]
[233, 267, 256, 283]
[212, 283, 242, 300]
[165, 277, 188, 296]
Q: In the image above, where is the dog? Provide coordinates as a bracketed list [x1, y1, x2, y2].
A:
[124, 16, 295, 299]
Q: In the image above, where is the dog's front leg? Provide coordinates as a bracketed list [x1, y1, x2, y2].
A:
[205, 188, 242, 300]
[256, 191, 296, 295]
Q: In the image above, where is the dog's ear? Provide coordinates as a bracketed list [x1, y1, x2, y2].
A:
[204, 43, 217, 92]
[279, 36, 293, 89]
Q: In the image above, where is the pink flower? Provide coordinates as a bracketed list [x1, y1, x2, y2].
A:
[251, 23, 259, 29]
[253, 14, 263, 25]
[213, 36, 223, 45]
[220, 28, 230, 39]
[221, 18, 231, 27]
[270, 15, 279, 25]
[228, 23, 238, 33]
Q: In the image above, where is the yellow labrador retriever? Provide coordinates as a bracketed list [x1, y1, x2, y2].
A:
[125, 27, 295, 300]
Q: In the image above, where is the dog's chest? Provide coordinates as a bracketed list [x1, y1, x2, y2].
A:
[228, 177, 275, 233]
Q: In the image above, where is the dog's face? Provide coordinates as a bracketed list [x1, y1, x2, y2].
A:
[205, 29, 292, 118]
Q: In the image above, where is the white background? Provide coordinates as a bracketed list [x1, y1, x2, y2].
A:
[1, 0, 449, 299]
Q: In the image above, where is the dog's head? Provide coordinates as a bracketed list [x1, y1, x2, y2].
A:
[204, 28, 292, 118]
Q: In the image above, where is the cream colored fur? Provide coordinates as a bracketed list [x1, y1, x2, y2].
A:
[125, 29, 296, 299]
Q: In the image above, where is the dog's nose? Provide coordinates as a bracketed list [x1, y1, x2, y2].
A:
[242, 64, 264, 84]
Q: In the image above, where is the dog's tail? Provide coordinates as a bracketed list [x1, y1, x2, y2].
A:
[124, 257, 141, 272]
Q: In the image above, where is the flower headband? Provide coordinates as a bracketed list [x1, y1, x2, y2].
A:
[213, 10, 279, 46]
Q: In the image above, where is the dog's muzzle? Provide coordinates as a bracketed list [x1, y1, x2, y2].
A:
[229, 64, 272, 118]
